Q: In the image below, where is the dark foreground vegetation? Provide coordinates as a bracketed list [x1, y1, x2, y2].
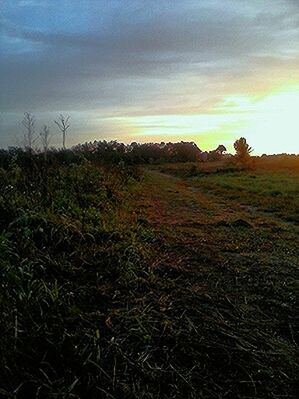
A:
[0, 148, 298, 398]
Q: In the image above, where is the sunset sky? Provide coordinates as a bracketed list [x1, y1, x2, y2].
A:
[1, 0, 299, 153]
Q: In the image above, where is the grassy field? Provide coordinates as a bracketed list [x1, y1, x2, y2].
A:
[0, 156, 298, 398]
[193, 171, 299, 223]
[157, 157, 299, 224]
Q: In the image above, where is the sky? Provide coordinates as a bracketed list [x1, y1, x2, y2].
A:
[1, 0, 299, 154]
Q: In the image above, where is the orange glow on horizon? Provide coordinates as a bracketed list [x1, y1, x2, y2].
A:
[109, 83, 299, 154]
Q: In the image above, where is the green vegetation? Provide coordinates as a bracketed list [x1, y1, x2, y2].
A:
[193, 170, 299, 224]
[0, 153, 148, 397]
[0, 151, 298, 398]
[233, 137, 253, 162]
[156, 157, 299, 224]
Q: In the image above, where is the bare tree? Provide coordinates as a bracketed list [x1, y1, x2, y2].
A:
[54, 114, 70, 149]
[22, 112, 37, 151]
[40, 125, 51, 161]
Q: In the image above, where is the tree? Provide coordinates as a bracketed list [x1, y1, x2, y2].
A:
[54, 114, 70, 149]
[22, 112, 37, 151]
[40, 125, 51, 161]
[215, 144, 227, 154]
[234, 137, 253, 160]
[208, 144, 227, 161]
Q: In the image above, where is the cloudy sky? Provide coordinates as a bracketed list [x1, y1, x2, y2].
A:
[1, 0, 299, 153]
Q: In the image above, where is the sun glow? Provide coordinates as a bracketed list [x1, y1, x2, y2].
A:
[116, 83, 299, 154]
[242, 84, 299, 154]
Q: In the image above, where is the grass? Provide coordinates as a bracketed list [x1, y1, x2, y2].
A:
[0, 155, 298, 398]
[0, 159, 148, 397]
[153, 158, 299, 224]
[193, 170, 299, 223]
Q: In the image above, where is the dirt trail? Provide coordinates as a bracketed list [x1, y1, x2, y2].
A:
[138, 169, 294, 230]
[127, 169, 299, 399]
[134, 169, 299, 271]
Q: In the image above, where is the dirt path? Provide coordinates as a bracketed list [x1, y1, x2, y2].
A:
[137, 169, 296, 229]
[134, 169, 299, 271]
[125, 168, 299, 399]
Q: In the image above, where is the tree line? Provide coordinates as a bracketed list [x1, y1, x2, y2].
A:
[1, 111, 254, 167]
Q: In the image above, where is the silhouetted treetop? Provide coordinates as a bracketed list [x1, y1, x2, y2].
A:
[234, 137, 253, 159]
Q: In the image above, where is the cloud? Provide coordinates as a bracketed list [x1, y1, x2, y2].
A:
[0, 0, 298, 147]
